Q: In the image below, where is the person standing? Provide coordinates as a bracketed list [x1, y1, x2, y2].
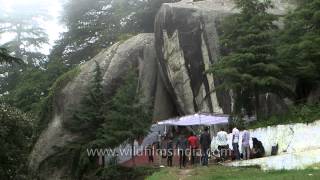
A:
[242, 129, 250, 160]
[188, 132, 198, 165]
[176, 134, 188, 168]
[146, 144, 154, 163]
[200, 127, 211, 166]
[216, 128, 228, 161]
[232, 127, 240, 160]
[166, 137, 174, 167]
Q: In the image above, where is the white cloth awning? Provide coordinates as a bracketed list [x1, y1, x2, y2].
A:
[157, 113, 229, 126]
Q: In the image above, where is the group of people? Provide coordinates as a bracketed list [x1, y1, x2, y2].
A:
[167, 128, 211, 168]
[216, 127, 251, 161]
[215, 127, 265, 161]
[147, 126, 265, 168]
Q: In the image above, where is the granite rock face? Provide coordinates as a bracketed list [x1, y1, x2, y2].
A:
[155, 1, 231, 115]
[154, 0, 294, 116]
[30, 0, 297, 178]
[29, 34, 165, 179]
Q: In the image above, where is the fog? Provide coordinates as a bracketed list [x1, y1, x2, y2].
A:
[0, 0, 66, 54]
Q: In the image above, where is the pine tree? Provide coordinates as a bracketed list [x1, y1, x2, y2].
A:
[210, 0, 293, 119]
[95, 70, 152, 160]
[64, 69, 152, 176]
[0, 2, 48, 64]
[0, 48, 22, 64]
[59, 0, 142, 65]
[0, 2, 49, 107]
[277, 0, 320, 102]
[57, 0, 179, 66]
[66, 61, 105, 139]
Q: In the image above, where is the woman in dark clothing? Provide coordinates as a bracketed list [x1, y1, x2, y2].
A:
[146, 144, 154, 163]
[176, 134, 188, 168]
[167, 137, 174, 167]
[252, 138, 265, 158]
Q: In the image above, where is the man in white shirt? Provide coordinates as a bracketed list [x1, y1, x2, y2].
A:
[232, 127, 240, 160]
[216, 128, 228, 161]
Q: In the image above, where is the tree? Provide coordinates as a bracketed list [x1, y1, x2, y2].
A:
[0, 2, 48, 64]
[0, 41, 33, 180]
[277, 0, 320, 102]
[97, 70, 152, 144]
[57, 0, 181, 66]
[96, 70, 152, 166]
[63, 67, 151, 177]
[58, 0, 140, 66]
[209, 0, 292, 119]
[2, 59, 68, 114]
[0, 48, 22, 64]
[135, 0, 181, 32]
[66, 61, 105, 139]
[0, 2, 49, 107]
[0, 104, 34, 180]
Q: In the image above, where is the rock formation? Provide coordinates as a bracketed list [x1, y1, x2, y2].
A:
[29, 34, 162, 178]
[30, 0, 296, 178]
[154, 0, 294, 116]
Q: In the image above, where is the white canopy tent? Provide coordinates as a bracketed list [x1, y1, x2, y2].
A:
[157, 113, 229, 126]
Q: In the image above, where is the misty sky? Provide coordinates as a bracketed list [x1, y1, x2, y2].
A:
[0, 0, 66, 55]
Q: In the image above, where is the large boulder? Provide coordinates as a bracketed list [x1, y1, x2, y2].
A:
[154, 0, 294, 116]
[30, 0, 297, 178]
[29, 34, 172, 178]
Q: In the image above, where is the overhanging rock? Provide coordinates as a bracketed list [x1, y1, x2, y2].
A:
[154, 0, 294, 116]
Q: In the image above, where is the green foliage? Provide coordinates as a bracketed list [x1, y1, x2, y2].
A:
[210, 0, 293, 119]
[65, 62, 105, 138]
[249, 103, 320, 129]
[135, 0, 181, 33]
[277, 0, 320, 101]
[37, 66, 80, 134]
[2, 60, 68, 114]
[117, 33, 136, 43]
[57, 0, 139, 65]
[229, 115, 246, 130]
[60, 68, 152, 179]
[0, 2, 49, 112]
[0, 2, 48, 62]
[94, 166, 157, 180]
[0, 104, 34, 180]
[146, 166, 320, 180]
[52, 63, 106, 179]
[0, 48, 23, 64]
[56, 0, 180, 66]
[95, 70, 153, 148]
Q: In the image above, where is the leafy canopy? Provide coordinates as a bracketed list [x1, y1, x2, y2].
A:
[277, 0, 320, 101]
[209, 0, 293, 118]
[0, 104, 34, 180]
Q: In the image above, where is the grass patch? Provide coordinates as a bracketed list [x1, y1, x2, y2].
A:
[117, 33, 136, 44]
[248, 103, 320, 129]
[147, 165, 320, 180]
[93, 166, 158, 180]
